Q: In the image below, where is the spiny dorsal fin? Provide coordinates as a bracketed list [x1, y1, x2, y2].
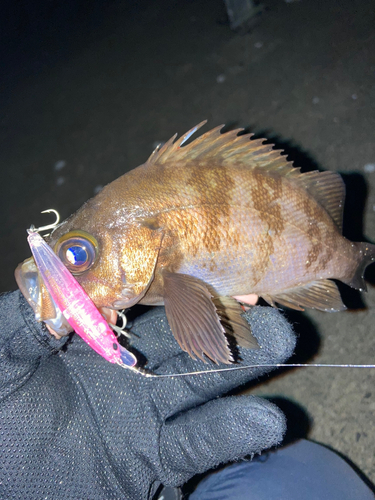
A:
[147, 122, 345, 231]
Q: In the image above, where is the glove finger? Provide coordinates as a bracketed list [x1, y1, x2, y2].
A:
[160, 395, 285, 486]
[150, 307, 295, 418]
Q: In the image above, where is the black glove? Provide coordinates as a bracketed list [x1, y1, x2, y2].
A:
[0, 292, 295, 500]
[109, 305, 296, 498]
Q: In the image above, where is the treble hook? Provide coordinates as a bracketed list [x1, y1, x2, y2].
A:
[27, 209, 61, 235]
[110, 310, 132, 339]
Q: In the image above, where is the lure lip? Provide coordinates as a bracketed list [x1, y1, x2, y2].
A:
[15, 257, 73, 336]
[15, 258, 39, 311]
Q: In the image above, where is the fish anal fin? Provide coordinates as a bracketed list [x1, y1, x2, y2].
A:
[213, 296, 259, 349]
[262, 294, 284, 309]
[266, 280, 346, 312]
[162, 271, 233, 364]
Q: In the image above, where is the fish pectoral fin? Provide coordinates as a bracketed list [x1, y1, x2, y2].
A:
[213, 296, 259, 349]
[266, 279, 346, 312]
[162, 271, 233, 364]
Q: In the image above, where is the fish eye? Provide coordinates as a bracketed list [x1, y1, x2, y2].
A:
[55, 230, 98, 275]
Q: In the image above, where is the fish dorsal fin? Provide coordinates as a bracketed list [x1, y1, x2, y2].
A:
[290, 170, 345, 231]
[147, 122, 345, 231]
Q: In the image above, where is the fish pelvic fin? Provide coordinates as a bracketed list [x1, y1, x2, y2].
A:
[264, 279, 346, 312]
[213, 296, 259, 349]
[342, 241, 375, 292]
[162, 271, 233, 364]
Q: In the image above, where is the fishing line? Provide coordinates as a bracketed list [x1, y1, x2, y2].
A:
[121, 362, 375, 378]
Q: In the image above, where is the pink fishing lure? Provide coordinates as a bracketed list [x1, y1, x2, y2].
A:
[27, 231, 137, 367]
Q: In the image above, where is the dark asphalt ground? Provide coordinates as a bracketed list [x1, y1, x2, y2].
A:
[1, 0, 374, 491]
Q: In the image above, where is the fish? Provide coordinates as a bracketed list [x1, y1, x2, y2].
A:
[15, 121, 375, 364]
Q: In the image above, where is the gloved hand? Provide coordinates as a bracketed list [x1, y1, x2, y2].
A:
[0, 291, 295, 500]
[101, 305, 296, 499]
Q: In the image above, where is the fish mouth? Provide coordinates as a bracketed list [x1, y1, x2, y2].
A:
[15, 257, 73, 336]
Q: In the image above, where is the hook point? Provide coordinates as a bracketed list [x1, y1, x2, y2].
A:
[28, 209, 60, 234]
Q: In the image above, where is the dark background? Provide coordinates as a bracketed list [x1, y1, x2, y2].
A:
[1, 0, 374, 486]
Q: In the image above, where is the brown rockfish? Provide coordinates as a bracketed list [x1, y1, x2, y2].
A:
[15, 122, 375, 364]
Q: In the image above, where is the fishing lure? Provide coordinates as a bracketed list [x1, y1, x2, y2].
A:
[26, 210, 375, 379]
[27, 216, 137, 370]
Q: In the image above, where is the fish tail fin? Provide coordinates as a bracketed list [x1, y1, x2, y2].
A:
[343, 242, 375, 291]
